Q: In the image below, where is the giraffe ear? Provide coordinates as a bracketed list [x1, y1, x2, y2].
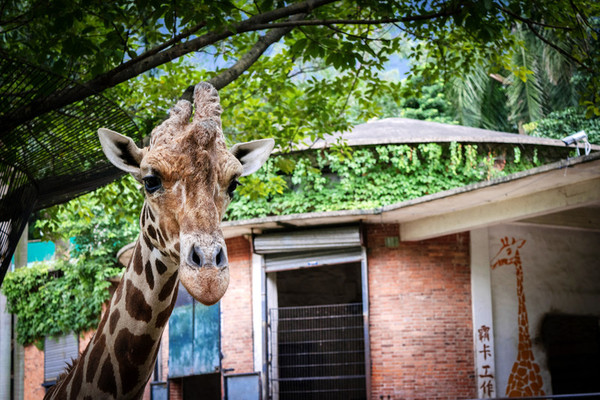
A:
[98, 128, 144, 180]
[230, 138, 275, 177]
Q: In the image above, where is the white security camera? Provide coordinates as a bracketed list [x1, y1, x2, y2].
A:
[562, 130, 587, 146]
[561, 130, 591, 156]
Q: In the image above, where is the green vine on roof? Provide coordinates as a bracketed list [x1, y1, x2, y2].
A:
[225, 142, 549, 221]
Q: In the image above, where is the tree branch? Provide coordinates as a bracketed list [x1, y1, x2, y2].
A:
[110, 20, 208, 76]
[180, 14, 306, 99]
[1, 0, 465, 134]
[497, 6, 574, 30]
[246, 12, 462, 31]
[0, 0, 336, 135]
[324, 23, 391, 42]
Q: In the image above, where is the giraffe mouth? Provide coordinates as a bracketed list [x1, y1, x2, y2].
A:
[180, 262, 230, 305]
[179, 239, 230, 305]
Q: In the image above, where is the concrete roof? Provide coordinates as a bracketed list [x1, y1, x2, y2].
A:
[221, 152, 600, 240]
[300, 118, 600, 151]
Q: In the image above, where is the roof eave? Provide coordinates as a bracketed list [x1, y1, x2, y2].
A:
[221, 152, 600, 240]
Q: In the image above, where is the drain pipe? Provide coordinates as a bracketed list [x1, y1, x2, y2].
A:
[0, 291, 11, 400]
[11, 226, 28, 400]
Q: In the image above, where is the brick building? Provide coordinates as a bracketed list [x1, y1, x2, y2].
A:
[15, 119, 600, 399]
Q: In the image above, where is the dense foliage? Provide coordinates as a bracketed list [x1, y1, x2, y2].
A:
[2, 176, 142, 345]
[524, 107, 600, 144]
[226, 143, 549, 220]
[2, 0, 599, 145]
[3, 259, 118, 346]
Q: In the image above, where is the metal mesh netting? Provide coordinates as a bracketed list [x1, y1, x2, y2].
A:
[269, 303, 367, 399]
[0, 56, 140, 285]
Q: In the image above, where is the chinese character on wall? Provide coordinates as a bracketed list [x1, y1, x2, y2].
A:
[477, 325, 495, 398]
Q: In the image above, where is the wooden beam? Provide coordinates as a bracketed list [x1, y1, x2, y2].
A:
[514, 206, 600, 231]
[400, 177, 600, 241]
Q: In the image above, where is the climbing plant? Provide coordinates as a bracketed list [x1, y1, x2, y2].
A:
[2, 259, 121, 346]
[2, 175, 142, 345]
[524, 107, 600, 144]
[225, 142, 550, 221]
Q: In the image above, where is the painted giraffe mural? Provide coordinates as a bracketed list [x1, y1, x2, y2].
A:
[491, 237, 545, 397]
[44, 82, 274, 399]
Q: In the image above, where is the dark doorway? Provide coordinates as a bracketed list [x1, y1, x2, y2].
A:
[541, 314, 600, 396]
[269, 262, 367, 400]
[180, 373, 221, 400]
[276, 262, 362, 307]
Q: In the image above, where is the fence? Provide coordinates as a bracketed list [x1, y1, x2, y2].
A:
[268, 303, 366, 400]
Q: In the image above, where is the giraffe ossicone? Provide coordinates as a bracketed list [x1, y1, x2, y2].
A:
[45, 82, 273, 399]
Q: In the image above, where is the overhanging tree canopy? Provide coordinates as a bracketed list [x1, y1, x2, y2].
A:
[1, 0, 598, 285]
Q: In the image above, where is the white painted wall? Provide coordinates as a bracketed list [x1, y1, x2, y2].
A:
[470, 228, 497, 398]
[489, 224, 600, 395]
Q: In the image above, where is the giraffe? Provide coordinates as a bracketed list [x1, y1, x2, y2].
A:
[44, 82, 274, 399]
[491, 236, 545, 397]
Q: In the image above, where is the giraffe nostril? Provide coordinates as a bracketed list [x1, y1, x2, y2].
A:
[188, 245, 205, 268]
[215, 246, 227, 268]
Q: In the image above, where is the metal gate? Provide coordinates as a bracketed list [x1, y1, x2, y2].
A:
[268, 303, 366, 400]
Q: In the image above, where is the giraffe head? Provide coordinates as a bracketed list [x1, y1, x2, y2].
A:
[491, 236, 526, 269]
[98, 82, 274, 305]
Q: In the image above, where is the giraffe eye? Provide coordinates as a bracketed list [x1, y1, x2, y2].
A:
[143, 175, 162, 194]
[227, 179, 241, 198]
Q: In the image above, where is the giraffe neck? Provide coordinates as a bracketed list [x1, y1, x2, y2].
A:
[45, 204, 180, 400]
[514, 253, 534, 361]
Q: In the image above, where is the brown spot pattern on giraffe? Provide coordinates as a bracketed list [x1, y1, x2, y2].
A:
[125, 280, 153, 322]
[133, 242, 143, 275]
[159, 271, 178, 302]
[97, 357, 118, 397]
[142, 234, 153, 251]
[155, 289, 178, 328]
[94, 313, 109, 345]
[109, 309, 120, 335]
[147, 225, 157, 241]
[113, 279, 124, 304]
[155, 259, 167, 275]
[147, 206, 155, 222]
[157, 230, 166, 248]
[87, 334, 105, 382]
[69, 357, 84, 399]
[114, 328, 155, 395]
[145, 260, 155, 290]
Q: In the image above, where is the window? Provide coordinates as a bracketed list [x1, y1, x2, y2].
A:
[44, 334, 79, 386]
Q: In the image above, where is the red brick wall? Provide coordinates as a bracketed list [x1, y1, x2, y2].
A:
[169, 378, 183, 400]
[365, 224, 476, 399]
[79, 329, 94, 353]
[220, 236, 254, 374]
[24, 344, 45, 400]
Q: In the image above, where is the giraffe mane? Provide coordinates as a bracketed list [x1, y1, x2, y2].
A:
[45, 356, 80, 397]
